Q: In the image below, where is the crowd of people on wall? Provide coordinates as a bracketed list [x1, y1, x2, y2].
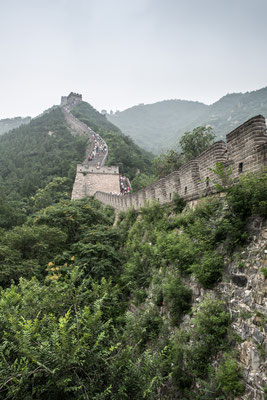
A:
[88, 133, 107, 163]
[120, 175, 131, 195]
[86, 131, 131, 195]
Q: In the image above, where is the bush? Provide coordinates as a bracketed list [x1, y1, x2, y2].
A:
[187, 298, 231, 377]
[162, 276, 192, 325]
[172, 193, 186, 213]
[191, 251, 224, 288]
[157, 232, 199, 274]
[216, 354, 245, 398]
[122, 242, 159, 290]
[227, 171, 267, 219]
[117, 207, 138, 233]
[141, 202, 165, 225]
[125, 306, 163, 349]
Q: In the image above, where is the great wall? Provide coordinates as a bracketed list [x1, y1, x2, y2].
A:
[61, 93, 267, 211]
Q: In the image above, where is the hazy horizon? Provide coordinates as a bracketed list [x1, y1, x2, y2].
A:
[1, 0, 267, 118]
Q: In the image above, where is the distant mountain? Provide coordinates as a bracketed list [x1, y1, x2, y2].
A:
[107, 87, 267, 154]
[0, 116, 31, 135]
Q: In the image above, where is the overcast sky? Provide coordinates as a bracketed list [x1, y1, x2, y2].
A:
[1, 0, 267, 118]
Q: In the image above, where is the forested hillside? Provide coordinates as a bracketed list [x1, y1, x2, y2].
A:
[107, 87, 267, 153]
[72, 101, 154, 179]
[0, 102, 154, 227]
[0, 108, 87, 228]
[0, 98, 266, 399]
[0, 168, 266, 398]
[0, 116, 31, 135]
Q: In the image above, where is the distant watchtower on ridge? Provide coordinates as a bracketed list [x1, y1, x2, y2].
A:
[61, 92, 82, 107]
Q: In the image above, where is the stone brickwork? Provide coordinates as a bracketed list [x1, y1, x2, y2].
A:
[61, 92, 82, 107]
[95, 115, 267, 211]
[59, 93, 117, 200]
[71, 164, 120, 199]
[227, 114, 267, 179]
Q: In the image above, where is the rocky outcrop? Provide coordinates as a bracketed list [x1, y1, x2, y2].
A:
[188, 217, 267, 399]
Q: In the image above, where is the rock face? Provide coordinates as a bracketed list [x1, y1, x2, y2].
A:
[231, 274, 248, 287]
[188, 218, 267, 400]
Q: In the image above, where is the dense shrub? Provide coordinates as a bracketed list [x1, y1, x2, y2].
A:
[172, 192, 186, 213]
[191, 251, 224, 288]
[125, 306, 163, 349]
[1, 168, 265, 398]
[216, 354, 245, 398]
[227, 171, 267, 218]
[162, 275, 192, 325]
[168, 298, 231, 395]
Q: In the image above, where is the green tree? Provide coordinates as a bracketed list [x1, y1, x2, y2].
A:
[131, 173, 157, 192]
[216, 354, 245, 398]
[30, 177, 72, 212]
[154, 149, 184, 178]
[179, 126, 215, 162]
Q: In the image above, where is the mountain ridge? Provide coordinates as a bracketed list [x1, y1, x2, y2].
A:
[107, 87, 267, 153]
[0, 116, 31, 135]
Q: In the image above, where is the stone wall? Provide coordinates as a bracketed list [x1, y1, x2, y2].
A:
[227, 115, 267, 179]
[95, 115, 267, 211]
[71, 164, 120, 200]
[60, 92, 82, 107]
[61, 98, 114, 200]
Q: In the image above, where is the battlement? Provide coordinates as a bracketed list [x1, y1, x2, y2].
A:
[77, 164, 119, 175]
[94, 115, 267, 211]
[71, 164, 120, 199]
[61, 92, 82, 107]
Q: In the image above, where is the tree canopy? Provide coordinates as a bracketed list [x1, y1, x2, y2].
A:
[153, 126, 215, 178]
[0, 99, 263, 399]
[179, 126, 215, 162]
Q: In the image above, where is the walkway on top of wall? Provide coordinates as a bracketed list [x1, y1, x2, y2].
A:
[62, 105, 108, 167]
[94, 114, 267, 212]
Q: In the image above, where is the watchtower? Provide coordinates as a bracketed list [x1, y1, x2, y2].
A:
[60, 92, 82, 107]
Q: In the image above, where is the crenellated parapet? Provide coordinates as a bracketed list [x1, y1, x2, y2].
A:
[94, 115, 267, 211]
[61, 92, 82, 107]
[71, 164, 120, 200]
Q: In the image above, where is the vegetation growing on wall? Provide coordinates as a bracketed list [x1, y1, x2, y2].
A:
[153, 126, 215, 178]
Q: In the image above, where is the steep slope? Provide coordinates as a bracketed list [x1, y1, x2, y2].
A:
[107, 87, 267, 153]
[0, 173, 265, 399]
[0, 116, 31, 135]
[190, 87, 267, 138]
[72, 101, 154, 179]
[0, 95, 265, 399]
[0, 99, 154, 228]
[0, 107, 87, 201]
[108, 99, 207, 154]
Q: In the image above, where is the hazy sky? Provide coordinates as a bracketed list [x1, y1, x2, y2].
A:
[1, 0, 267, 118]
